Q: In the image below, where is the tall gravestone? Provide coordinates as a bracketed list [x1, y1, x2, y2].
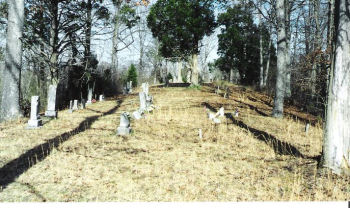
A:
[143, 83, 153, 110]
[27, 96, 42, 128]
[117, 112, 131, 135]
[139, 92, 147, 112]
[80, 99, 86, 109]
[126, 81, 132, 94]
[73, 100, 79, 110]
[99, 94, 104, 101]
[129, 81, 133, 93]
[87, 87, 93, 105]
[45, 85, 58, 118]
[68, 100, 73, 113]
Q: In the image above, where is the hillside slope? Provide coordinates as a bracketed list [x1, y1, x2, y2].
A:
[0, 85, 349, 201]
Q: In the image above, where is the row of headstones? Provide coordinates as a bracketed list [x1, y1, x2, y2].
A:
[215, 85, 230, 99]
[67, 94, 104, 113]
[117, 83, 154, 135]
[27, 85, 104, 129]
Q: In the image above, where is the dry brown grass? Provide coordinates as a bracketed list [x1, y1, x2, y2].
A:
[0, 85, 349, 201]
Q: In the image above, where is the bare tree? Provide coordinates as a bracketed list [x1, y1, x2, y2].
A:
[272, 0, 287, 118]
[0, 0, 24, 121]
[322, 0, 350, 175]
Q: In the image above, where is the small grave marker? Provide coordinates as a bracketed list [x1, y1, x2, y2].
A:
[117, 112, 131, 135]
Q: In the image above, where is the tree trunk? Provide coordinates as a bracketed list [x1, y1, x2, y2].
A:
[263, 37, 272, 88]
[49, 0, 59, 85]
[84, 0, 92, 69]
[259, 11, 264, 90]
[112, 3, 121, 72]
[191, 54, 199, 85]
[0, 0, 24, 121]
[310, 0, 321, 98]
[272, 0, 287, 118]
[284, 0, 291, 98]
[322, 0, 350, 175]
[326, 0, 335, 93]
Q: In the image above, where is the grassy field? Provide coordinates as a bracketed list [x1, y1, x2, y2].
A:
[0, 84, 349, 201]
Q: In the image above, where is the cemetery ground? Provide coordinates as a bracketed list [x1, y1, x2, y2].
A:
[0, 84, 349, 201]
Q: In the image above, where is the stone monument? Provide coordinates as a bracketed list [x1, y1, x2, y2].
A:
[87, 87, 93, 105]
[44, 84, 57, 118]
[80, 99, 86, 109]
[27, 96, 42, 128]
[68, 100, 73, 113]
[117, 112, 131, 135]
[99, 94, 104, 101]
[139, 92, 147, 112]
[72, 100, 79, 110]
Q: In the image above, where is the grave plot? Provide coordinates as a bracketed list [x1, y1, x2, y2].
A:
[0, 85, 349, 201]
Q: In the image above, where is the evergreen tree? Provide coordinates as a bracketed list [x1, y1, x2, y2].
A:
[217, 5, 272, 85]
[147, 0, 216, 85]
[127, 64, 138, 87]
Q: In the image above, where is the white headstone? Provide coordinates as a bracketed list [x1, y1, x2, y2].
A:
[129, 81, 133, 93]
[99, 94, 104, 101]
[139, 92, 147, 112]
[68, 100, 73, 113]
[234, 108, 239, 117]
[87, 87, 93, 104]
[27, 96, 42, 128]
[305, 123, 310, 133]
[132, 110, 143, 120]
[73, 100, 79, 110]
[45, 84, 57, 118]
[218, 107, 224, 117]
[117, 112, 131, 135]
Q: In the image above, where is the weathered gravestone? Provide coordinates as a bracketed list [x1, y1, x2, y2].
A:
[305, 122, 310, 133]
[218, 107, 224, 117]
[80, 99, 86, 109]
[132, 92, 147, 120]
[27, 96, 42, 128]
[206, 106, 224, 124]
[142, 83, 149, 96]
[45, 85, 58, 118]
[123, 86, 127, 95]
[87, 87, 93, 105]
[132, 109, 143, 120]
[73, 100, 79, 110]
[234, 108, 239, 117]
[117, 112, 131, 135]
[139, 92, 147, 112]
[125, 81, 133, 94]
[142, 83, 153, 110]
[99, 94, 104, 101]
[129, 81, 133, 93]
[68, 100, 73, 113]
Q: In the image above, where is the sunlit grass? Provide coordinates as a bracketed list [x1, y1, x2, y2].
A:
[0, 85, 349, 201]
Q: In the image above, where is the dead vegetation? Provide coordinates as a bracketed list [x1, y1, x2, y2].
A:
[0, 85, 349, 201]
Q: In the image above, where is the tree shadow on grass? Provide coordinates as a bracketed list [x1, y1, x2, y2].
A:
[246, 95, 318, 126]
[0, 100, 123, 190]
[202, 102, 321, 161]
